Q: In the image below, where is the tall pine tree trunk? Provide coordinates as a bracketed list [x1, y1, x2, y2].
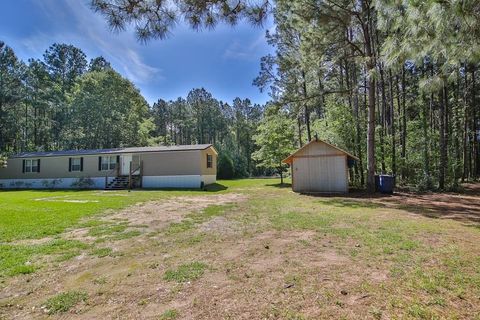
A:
[377, 75, 386, 173]
[351, 61, 364, 186]
[472, 66, 479, 178]
[439, 85, 447, 190]
[463, 67, 470, 181]
[361, 0, 376, 193]
[423, 92, 431, 184]
[297, 116, 303, 148]
[301, 70, 312, 142]
[401, 66, 407, 177]
[389, 70, 396, 176]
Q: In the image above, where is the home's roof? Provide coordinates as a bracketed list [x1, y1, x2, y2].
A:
[282, 139, 359, 164]
[12, 144, 215, 158]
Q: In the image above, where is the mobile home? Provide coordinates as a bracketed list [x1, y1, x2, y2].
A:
[0, 144, 217, 189]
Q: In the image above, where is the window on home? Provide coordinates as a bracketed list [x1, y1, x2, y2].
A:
[24, 159, 39, 173]
[101, 156, 116, 170]
[71, 158, 82, 172]
[207, 154, 213, 168]
[31, 159, 39, 172]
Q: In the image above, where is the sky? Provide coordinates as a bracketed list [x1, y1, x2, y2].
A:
[0, 0, 274, 105]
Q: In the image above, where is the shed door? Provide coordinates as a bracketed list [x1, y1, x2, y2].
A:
[293, 156, 347, 193]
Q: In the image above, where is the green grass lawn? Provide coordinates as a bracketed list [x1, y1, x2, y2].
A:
[0, 178, 282, 242]
[0, 190, 182, 241]
[0, 179, 278, 277]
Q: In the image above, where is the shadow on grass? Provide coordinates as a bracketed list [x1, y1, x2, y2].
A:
[204, 183, 228, 192]
[314, 198, 382, 209]
[300, 183, 480, 226]
[266, 183, 292, 188]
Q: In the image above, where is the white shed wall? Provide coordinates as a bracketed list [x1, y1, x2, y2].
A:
[295, 141, 341, 156]
[292, 155, 347, 193]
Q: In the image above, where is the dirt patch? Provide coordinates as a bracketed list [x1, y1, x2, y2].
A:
[2, 237, 55, 246]
[104, 193, 245, 232]
[60, 193, 247, 244]
[199, 216, 237, 234]
[375, 188, 480, 224]
[311, 183, 480, 225]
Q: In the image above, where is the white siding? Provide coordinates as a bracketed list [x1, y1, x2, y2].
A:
[293, 155, 347, 193]
[0, 175, 217, 189]
[142, 175, 202, 189]
[0, 177, 107, 189]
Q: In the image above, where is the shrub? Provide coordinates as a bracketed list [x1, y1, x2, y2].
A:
[232, 154, 249, 178]
[217, 153, 234, 179]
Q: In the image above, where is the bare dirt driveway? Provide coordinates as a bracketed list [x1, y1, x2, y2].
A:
[1, 180, 480, 319]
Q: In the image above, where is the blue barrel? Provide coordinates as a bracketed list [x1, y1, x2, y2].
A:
[378, 175, 395, 194]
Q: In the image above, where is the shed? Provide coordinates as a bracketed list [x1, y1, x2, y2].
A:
[283, 139, 358, 193]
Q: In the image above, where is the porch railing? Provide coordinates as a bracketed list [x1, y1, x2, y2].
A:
[128, 160, 143, 189]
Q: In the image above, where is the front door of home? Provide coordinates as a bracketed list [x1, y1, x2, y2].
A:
[121, 155, 132, 176]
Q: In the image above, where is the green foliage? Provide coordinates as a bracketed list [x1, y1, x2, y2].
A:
[44, 291, 88, 314]
[150, 94, 262, 177]
[0, 41, 151, 153]
[252, 105, 295, 180]
[0, 42, 25, 153]
[0, 154, 7, 168]
[92, 0, 268, 42]
[70, 69, 150, 149]
[232, 153, 249, 178]
[163, 262, 207, 283]
[88, 56, 111, 72]
[311, 96, 360, 156]
[217, 153, 235, 179]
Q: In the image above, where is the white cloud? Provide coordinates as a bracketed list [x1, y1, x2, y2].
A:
[23, 0, 163, 84]
[223, 26, 272, 61]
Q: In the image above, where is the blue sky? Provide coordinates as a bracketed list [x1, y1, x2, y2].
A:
[0, 0, 274, 105]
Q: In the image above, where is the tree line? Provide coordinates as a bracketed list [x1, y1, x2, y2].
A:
[0, 41, 265, 178]
[0, 42, 151, 153]
[91, 0, 480, 191]
[253, 0, 480, 191]
[150, 91, 264, 177]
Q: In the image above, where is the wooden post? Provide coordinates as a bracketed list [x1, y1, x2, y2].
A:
[140, 160, 143, 188]
[128, 161, 132, 191]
